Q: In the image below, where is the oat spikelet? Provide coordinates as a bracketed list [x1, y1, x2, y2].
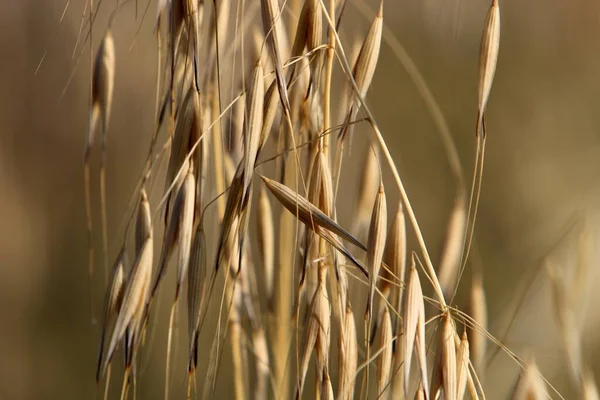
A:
[87, 31, 115, 157]
[153, 165, 196, 297]
[377, 305, 393, 400]
[338, 305, 357, 400]
[456, 330, 470, 400]
[366, 183, 387, 319]
[338, 1, 382, 145]
[438, 193, 467, 301]
[441, 313, 457, 400]
[297, 280, 330, 398]
[96, 248, 126, 383]
[260, 175, 368, 277]
[403, 259, 429, 398]
[103, 194, 153, 376]
[477, 0, 500, 133]
[385, 202, 406, 317]
[175, 166, 196, 299]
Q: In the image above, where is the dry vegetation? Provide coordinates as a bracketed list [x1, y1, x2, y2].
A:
[23, 0, 600, 398]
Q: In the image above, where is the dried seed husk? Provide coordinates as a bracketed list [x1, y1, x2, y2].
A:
[165, 87, 196, 220]
[377, 305, 393, 400]
[338, 2, 382, 144]
[297, 281, 330, 398]
[215, 161, 244, 273]
[403, 261, 429, 398]
[153, 165, 195, 298]
[456, 330, 470, 400]
[103, 225, 153, 375]
[366, 183, 387, 319]
[135, 189, 152, 255]
[338, 305, 357, 400]
[441, 313, 457, 400]
[384, 203, 406, 323]
[260, 175, 368, 277]
[187, 222, 206, 370]
[477, 0, 500, 132]
[87, 31, 115, 156]
[96, 247, 126, 382]
[175, 166, 196, 299]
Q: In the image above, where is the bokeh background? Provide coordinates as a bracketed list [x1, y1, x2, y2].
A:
[2, 0, 600, 398]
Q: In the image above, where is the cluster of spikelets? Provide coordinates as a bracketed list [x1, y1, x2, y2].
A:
[79, 0, 600, 398]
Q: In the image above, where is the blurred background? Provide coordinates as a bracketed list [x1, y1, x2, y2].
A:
[2, 0, 600, 398]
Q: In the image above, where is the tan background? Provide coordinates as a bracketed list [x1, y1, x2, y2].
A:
[2, 0, 600, 398]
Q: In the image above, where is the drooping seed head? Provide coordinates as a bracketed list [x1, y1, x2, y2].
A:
[477, 0, 500, 125]
[377, 305, 393, 400]
[87, 31, 115, 156]
[366, 183, 387, 320]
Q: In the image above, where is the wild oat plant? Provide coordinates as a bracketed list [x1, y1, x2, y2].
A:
[73, 0, 598, 398]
